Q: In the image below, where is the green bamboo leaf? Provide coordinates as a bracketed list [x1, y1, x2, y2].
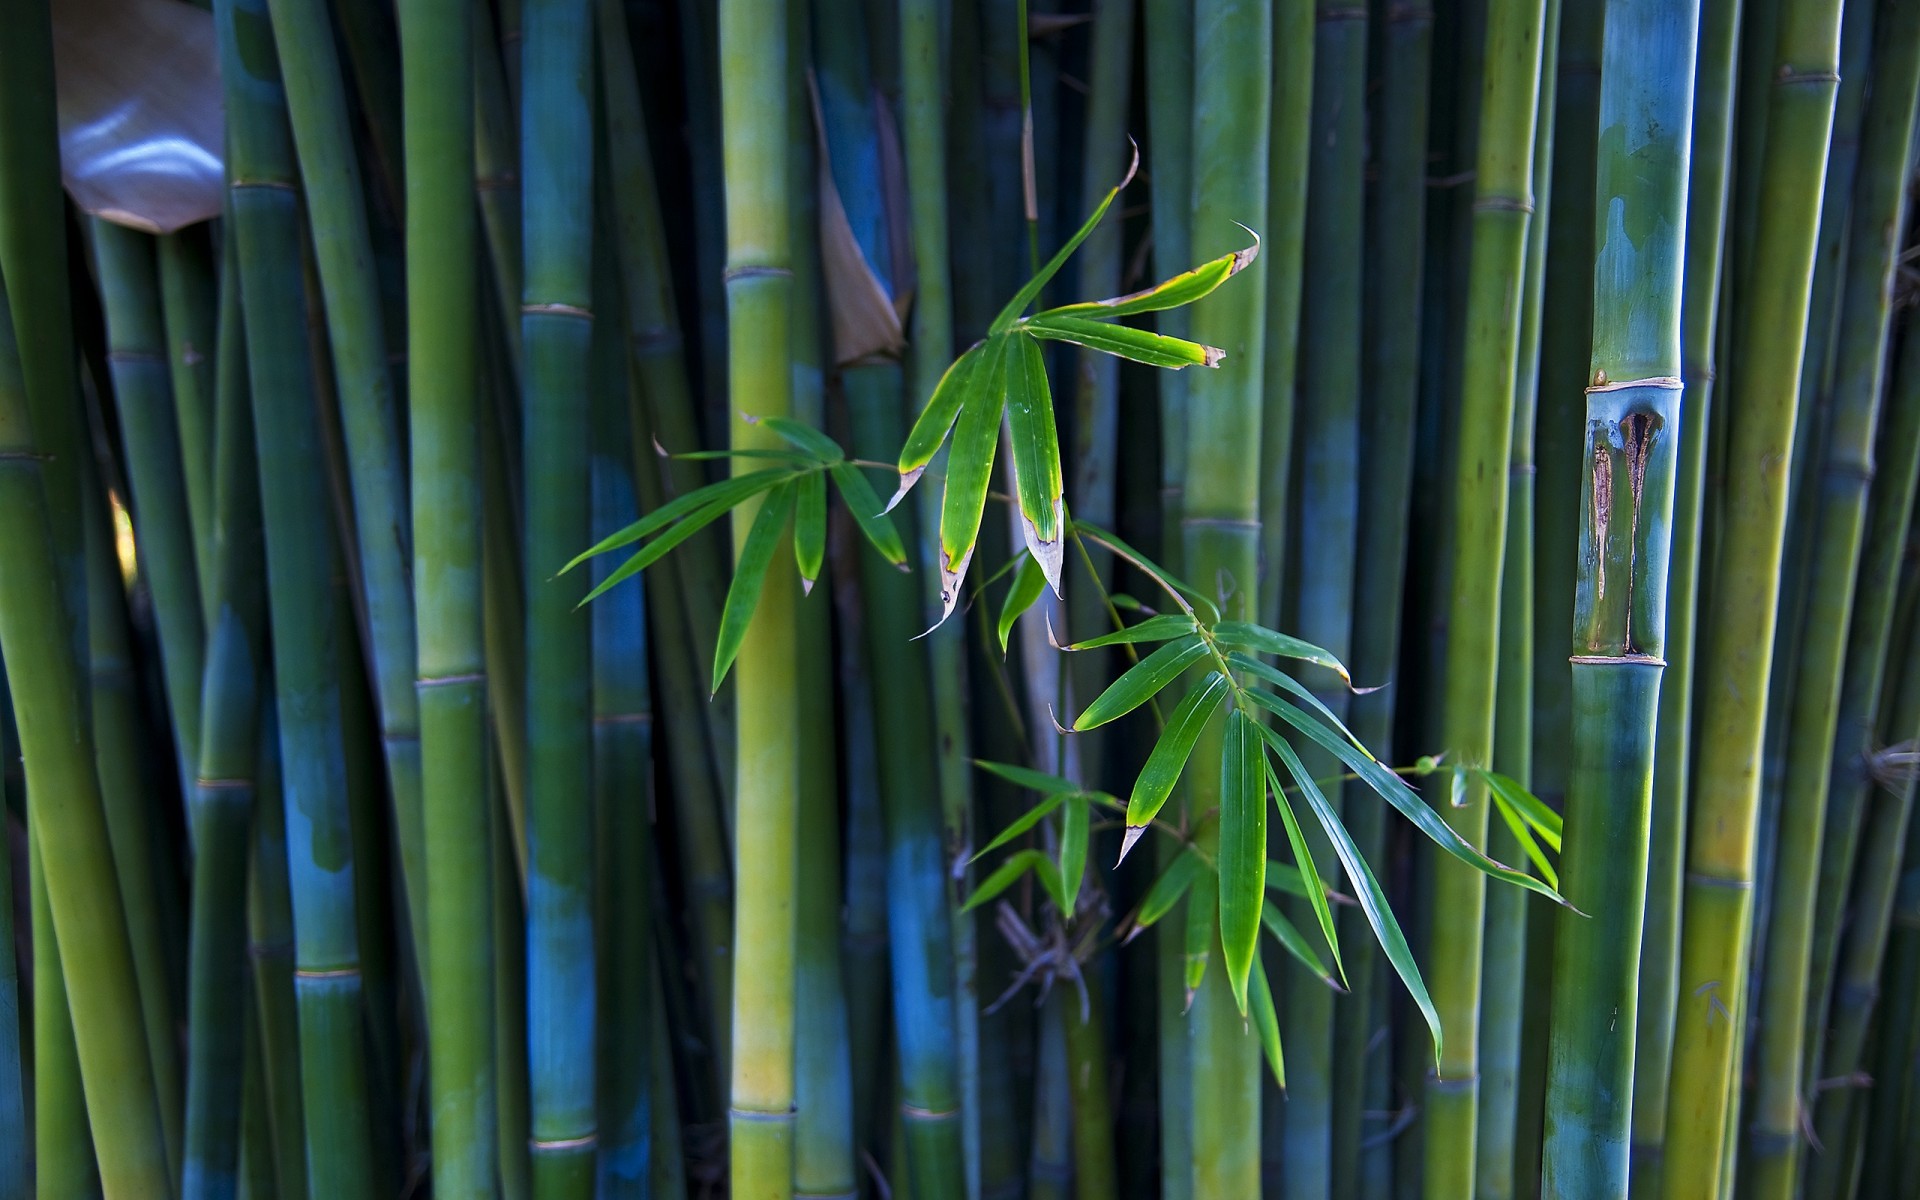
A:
[1478, 769, 1563, 850]
[828, 463, 907, 566]
[1212, 620, 1357, 687]
[794, 469, 826, 593]
[664, 447, 820, 462]
[1245, 690, 1569, 907]
[1229, 652, 1375, 759]
[563, 467, 792, 572]
[1120, 672, 1232, 857]
[961, 848, 1066, 915]
[1060, 793, 1089, 913]
[969, 789, 1070, 863]
[935, 336, 1009, 625]
[1005, 331, 1066, 590]
[1219, 710, 1266, 1014]
[1261, 900, 1340, 990]
[1262, 725, 1442, 1061]
[1073, 634, 1208, 731]
[973, 758, 1080, 796]
[988, 140, 1140, 334]
[1184, 873, 1215, 1000]
[1127, 846, 1202, 940]
[1489, 789, 1559, 891]
[1264, 860, 1331, 900]
[997, 553, 1046, 653]
[576, 486, 760, 606]
[709, 481, 796, 694]
[1070, 520, 1218, 620]
[1265, 759, 1345, 985]
[1034, 234, 1260, 320]
[1023, 314, 1221, 369]
[752, 414, 844, 461]
[1065, 613, 1199, 649]
[1249, 958, 1285, 1091]
[891, 339, 987, 507]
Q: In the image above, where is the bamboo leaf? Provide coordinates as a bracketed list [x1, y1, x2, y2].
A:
[1261, 900, 1340, 990]
[794, 469, 826, 593]
[1478, 769, 1563, 850]
[973, 759, 1080, 796]
[1121, 672, 1231, 854]
[1073, 634, 1208, 731]
[1065, 612, 1199, 649]
[1229, 651, 1374, 758]
[891, 339, 986, 507]
[1060, 793, 1089, 912]
[1489, 789, 1559, 891]
[1219, 709, 1266, 1014]
[935, 336, 1009, 624]
[1005, 332, 1065, 591]
[1212, 620, 1357, 687]
[1245, 690, 1569, 907]
[1265, 758, 1345, 985]
[1034, 234, 1261, 320]
[988, 140, 1139, 334]
[997, 553, 1046, 653]
[576, 485, 762, 606]
[752, 414, 844, 461]
[1184, 873, 1215, 1001]
[828, 463, 907, 566]
[1128, 846, 1202, 939]
[1070, 520, 1217, 620]
[961, 849, 1068, 915]
[709, 481, 796, 694]
[1264, 860, 1334, 901]
[1023, 314, 1221, 369]
[970, 789, 1070, 863]
[665, 447, 820, 462]
[1249, 958, 1286, 1091]
[563, 467, 792, 573]
[1262, 725, 1442, 1061]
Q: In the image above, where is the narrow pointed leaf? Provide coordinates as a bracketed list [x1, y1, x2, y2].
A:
[1489, 790, 1559, 890]
[1261, 900, 1339, 988]
[1035, 236, 1261, 320]
[973, 759, 1080, 796]
[1229, 651, 1373, 758]
[1074, 633, 1208, 730]
[1023, 314, 1220, 369]
[794, 469, 826, 591]
[997, 553, 1046, 653]
[892, 339, 987, 506]
[828, 463, 907, 565]
[666, 447, 820, 462]
[710, 481, 796, 693]
[1264, 860, 1334, 901]
[969, 789, 1070, 863]
[1060, 793, 1089, 912]
[1005, 332, 1065, 590]
[1265, 759, 1345, 984]
[1219, 710, 1266, 1014]
[1129, 846, 1202, 938]
[1246, 690, 1569, 906]
[1122, 672, 1231, 835]
[936, 336, 1009, 623]
[577, 485, 763, 606]
[1478, 769, 1563, 850]
[1262, 725, 1442, 1061]
[563, 467, 792, 572]
[754, 414, 844, 461]
[988, 141, 1139, 334]
[1065, 613, 1199, 649]
[1212, 620, 1356, 686]
[961, 848, 1067, 915]
[1249, 959, 1285, 1090]
[1071, 519, 1217, 619]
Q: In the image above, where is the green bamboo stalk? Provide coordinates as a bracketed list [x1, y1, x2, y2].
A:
[0, 142, 172, 1200]
[330, 0, 403, 214]
[401, 0, 498, 1180]
[648, 949, 690, 1200]
[475, 0, 525, 380]
[1657, 0, 1844, 1191]
[1422, 3, 1546, 1194]
[1029, 990, 1070, 1200]
[183, 290, 267, 1200]
[1539, 1, 1697, 1195]
[1064, 986, 1117, 1200]
[30, 831, 102, 1199]
[480, 343, 531, 879]
[1628, 0, 1741, 1190]
[0, 698, 19, 1200]
[236, 1008, 277, 1200]
[720, 0, 802, 1192]
[218, 0, 381, 1183]
[1184, 0, 1270, 1192]
[247, 709, 310, 1200]
[156, 229, 220, 610]
[262, 0, 427, 962]
[1747, 6, 1920, 1189]
[493, 775, 533, 1200]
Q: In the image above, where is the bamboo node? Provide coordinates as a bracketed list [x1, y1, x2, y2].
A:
[1776, 66, 1841, 85]
[1568, 653, 1666, 666]
[530, 1133, 599, 1151]
[722, 265, 795, 283]
[521, 302, 593, 319]
[1472, 195, 1534, 215]
[900, 1102, 960, 1121]
[293, 965, 362, 980]
[727, 1106, 795, 1123]
[1586, 375, 1683, 393]
[416, 671, 486, 688]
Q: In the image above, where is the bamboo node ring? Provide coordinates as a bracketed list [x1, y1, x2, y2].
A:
[1586, 375, 1683, 393]
[293, 965, 362, 980]
[530, 1133, 599, 1151]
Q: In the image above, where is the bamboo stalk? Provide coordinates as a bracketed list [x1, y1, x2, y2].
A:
[1657, 1, 1844, 1191]
[247, 709, 310, 1200]
[0, 698, 19, 1200]
[155, 229, 220, 610]
[29, 832, 102, 1199]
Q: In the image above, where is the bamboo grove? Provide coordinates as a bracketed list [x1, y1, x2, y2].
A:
[2, 0, 1920, 1191]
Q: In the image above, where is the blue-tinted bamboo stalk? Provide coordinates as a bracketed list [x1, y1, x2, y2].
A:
[218, 0, 381, 1183]
[1185, 0, 1270, 1192]
[402, 0, 498, 1179]
[1657, 1, 1844, 1191]
[247, 710, 309, 1200]
[1539, 1, 1698, 1194]
[156, 229, 220, 608]
[493, 775, 533, 1200]
[29, 832, 101, 1199]
[721, 0, 803, 1192]
[262, 0, 427, 961]
[182, 295, 267, 1200]
[1029, 990, 1070, 1200]
[1423, 3, 1546, 1194]
[236, 1009, 276, 1200]
[1746, 6, 1920, 1190]
[1627, 1, 1740, 1190]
